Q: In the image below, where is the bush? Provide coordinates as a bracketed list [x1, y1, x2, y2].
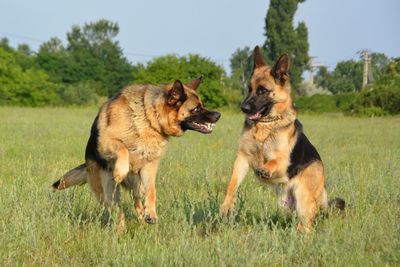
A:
[334, 93, 357, 110]
[294, 95, 338, 113]
[58, 81, 100, 105]
[132, 54, 227, 108]
[348, 84, 400, 115]
[0, 48, 61, 106]
[293, 93, 359, 114]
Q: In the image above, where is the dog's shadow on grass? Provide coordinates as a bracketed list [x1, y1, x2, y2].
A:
[181, 191, 295, 237]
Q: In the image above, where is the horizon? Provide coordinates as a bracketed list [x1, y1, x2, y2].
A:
[1, 0, 399, 75]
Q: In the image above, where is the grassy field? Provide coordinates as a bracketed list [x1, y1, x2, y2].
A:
[0, 107, 399, 266]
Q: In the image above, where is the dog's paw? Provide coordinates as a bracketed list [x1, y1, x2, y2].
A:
[144, 214, 157, 224]
[254, 168, 271, 180]
[116, 211, 127, 234]
[113, 163, 129, 183]
[220, 201, 234, 217]
[220, 205, 229, 217]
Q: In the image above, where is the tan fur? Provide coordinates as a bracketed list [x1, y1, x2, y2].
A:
[53, 77, 220, 228]
[221, 48, 328, 232]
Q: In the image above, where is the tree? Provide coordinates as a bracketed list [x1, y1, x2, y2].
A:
[132, 54, 227, 108]
[0, 38, 13, 52]
[36, 37, 73, 83]
[263, 0, 309, 89]
[314, 52, 393, 95]
[36, 20, 133, 96]
[229, 47, 252, 95]
[369, 52, 391, 81]
[314, 60, 363, 94]
[350, 57, 400, 115]
[314, 66, 332, 90]
[66, 20, 133, 96]
[0, 47, 60, 106]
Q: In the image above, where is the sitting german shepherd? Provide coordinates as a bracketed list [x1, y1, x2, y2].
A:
[52, 76, 220, 226]
[220, 47, 344, 232]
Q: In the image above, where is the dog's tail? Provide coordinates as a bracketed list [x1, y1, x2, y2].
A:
[52, 163, 87, 190]
[328, 197, 346, 211]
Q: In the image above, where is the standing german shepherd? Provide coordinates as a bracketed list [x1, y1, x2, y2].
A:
[220, 47, 344, 232]
[52, 76, 220, 226]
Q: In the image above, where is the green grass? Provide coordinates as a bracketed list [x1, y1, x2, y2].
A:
[0, 107, 399, 266]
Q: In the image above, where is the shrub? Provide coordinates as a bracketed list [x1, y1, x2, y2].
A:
[334, 93, 357, 110]
[293, 94, 338, 113]
[58, 81, 100, 105]
[132, 54, 227, 108]
[0, 48, 61, 106]
[348, 84, 400, 115]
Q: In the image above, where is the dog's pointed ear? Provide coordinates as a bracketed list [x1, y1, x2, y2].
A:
[186, 75, 203, 91]
[253, 46, 266, 68]
[168, 80, 186, 105]
[272, 54, 290, 82]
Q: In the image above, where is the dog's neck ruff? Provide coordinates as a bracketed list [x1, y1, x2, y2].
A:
[256, 110, 296, 130]
[258, 115, 282, 123]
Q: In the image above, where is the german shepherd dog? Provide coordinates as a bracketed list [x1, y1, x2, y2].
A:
[52, 76, 221, 227]
[220, 47, 344, 232]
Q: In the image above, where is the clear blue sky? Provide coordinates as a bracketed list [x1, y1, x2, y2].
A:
[0, 0, 399, 74]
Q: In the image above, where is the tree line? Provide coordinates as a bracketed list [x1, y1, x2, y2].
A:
[0, 0, 399, 115]
[0, 19, 232, 108]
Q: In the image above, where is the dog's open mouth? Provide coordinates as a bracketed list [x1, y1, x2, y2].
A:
[246, 106, 269, 121]
[188, 121, 216, 134]
[247, 111, 262, 121]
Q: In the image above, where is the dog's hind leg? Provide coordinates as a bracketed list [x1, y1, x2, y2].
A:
[319, 188, 329, 215]
[100, 169, 126, 232]
[100, 169, 121, 208]
[293, 184, 317, 233]
[140, 159, 161, 224]
[87, 161, 125, 231]
[124, 173, 145, 220]
[101, 169, 126, 232]
[86, 161, 105, 204]
[292, 161, 325, 233]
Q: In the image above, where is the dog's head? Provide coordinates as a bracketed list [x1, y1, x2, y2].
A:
[241, 46, 292, 122]
[164, 76, 221, 136]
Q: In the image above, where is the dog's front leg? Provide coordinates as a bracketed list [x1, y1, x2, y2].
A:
[140, 159, 160, 224]
[220, 152, 249, 216]
[256, 152, 289, 181]
[254, 159, 278, 180]
[99, 138, 130, 183]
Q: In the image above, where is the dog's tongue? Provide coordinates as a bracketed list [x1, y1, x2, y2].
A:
[248, 112, 262, 120]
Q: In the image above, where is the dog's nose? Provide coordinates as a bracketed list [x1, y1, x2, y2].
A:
[241, 102, 252, 113]
[214, 112, 221, 121]
[208, 111, 221, 122]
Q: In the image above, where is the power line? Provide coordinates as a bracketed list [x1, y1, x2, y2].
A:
[0, 31, 45, 43]
[0, 31, 231, 65]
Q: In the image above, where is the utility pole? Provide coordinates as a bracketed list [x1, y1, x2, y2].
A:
[240, 60, 247, 96]
[308, 57, 325, 85]
[362, 50, 370, 89]
[309, 57, 316, 85]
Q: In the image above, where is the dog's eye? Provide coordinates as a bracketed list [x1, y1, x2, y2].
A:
[248, 84, 252, 93]
[192, 106, 201, 113]
[257, 86, 269, 95]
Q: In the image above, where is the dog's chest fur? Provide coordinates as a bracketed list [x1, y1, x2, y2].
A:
[95, 85, 169, 173]
[239, 120, 296, 182]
